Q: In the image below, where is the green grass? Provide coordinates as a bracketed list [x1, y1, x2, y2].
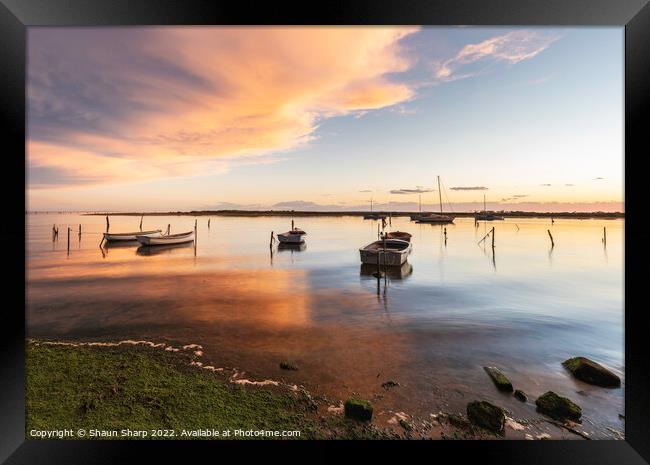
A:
[26, 342, 392, 440]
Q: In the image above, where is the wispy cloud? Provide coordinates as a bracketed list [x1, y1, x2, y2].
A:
[390, 187, 434, 194]
[358, 189, 373, 193]
[28, 27, 419, 188]
[449, 186, 488, 191]
[433, 30, 561, 82]
[540, 184, 552, 186]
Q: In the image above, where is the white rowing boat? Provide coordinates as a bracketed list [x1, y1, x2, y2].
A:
[359, 238, 411, 266]
[104, 230, 162, 242]
[136, 230, 194, 245]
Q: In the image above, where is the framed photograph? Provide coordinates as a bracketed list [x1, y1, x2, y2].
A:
[2, 0, 649, 462]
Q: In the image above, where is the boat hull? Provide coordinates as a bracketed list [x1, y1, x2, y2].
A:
[359, 239, 411, 266]
[137, 231, 194, 245]
[416, 215, 455, 224]
[386, 231, 412, 242]
[104, 230, 162, 241]
[277, 232, 305, 243]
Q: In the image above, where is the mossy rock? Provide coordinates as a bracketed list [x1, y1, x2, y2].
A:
[466, 401, 505, 433]
[514, 389, 527, 402]
[279, 361, 299, 371]
[562, 357, 620, 387]
[344, 399, 373, 422]
[483, 366, 513, 392]
[535, 391, 582, 422]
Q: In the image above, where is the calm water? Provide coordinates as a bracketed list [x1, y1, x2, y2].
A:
[26, 213, 624, 438]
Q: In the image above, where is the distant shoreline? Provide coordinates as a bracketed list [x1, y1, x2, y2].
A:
[68, 210, 626, 219]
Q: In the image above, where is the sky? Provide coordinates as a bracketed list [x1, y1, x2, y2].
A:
[26, 27, 624, 212]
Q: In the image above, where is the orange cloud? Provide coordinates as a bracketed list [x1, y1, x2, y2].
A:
[28, 27, 419, 187]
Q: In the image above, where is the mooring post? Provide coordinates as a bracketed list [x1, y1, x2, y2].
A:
[52, 224, 57, 241]
[167, 224, 170, 235]
[491, 227, 495, 248]
[67, 227, 70, 252]
[140, 215, 143, 231]
[547, 229, 555, 247]
[603, 227, 607, 245]
[377, 223, 380, 239]
[208, 219, 211, 229]
[291, 220, 294, 230]
[106, 215, 110, 232]
[270, 231, 274, 247]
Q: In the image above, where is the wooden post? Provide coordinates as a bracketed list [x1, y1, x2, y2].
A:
[389, 213, 392, 226]
[291, 220, 294, 231]
[78, 224, 81, 238]
[52, 224, 57, 241]
[603, 227, 607, 245]
[167, 224, 170, 235]
[270, 231, 274, 247]
[208, 219, 211, 229]
[67, 227, 70, 252]
[106, 215, 109, 232]
[547, 229, 554, 247]
[377, 223, 380, 239]
[491, 227, 495, 248]
[140, 215, 143, 231]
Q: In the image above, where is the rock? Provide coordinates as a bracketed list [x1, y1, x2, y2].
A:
[279, 361, 298, 371]
[466, 401, 506, 433]
[381, 380, 400, 390]
[562, 357, 621, 387]
[483, 366, 513, 392]
[514, 389, 527, 402]
[398, 419, 412, 431]
[344, 399, 373, 422]
[448, 413, 471, 429]
[535, 391, 582, 422]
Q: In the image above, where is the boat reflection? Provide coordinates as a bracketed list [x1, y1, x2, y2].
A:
[360, 262, 413, 280]
[136, 242, 194, 256]
[103, 240, 139, 249]
[277, 242, 306, 252]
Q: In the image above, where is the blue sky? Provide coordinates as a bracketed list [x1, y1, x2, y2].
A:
[27, 27, 623, 212]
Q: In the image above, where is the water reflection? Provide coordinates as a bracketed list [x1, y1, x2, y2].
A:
[360, 262, 413, 280]
[136, 242, 195, 256]
[277, 242, 307, 253]
[26, 213, 624, 438]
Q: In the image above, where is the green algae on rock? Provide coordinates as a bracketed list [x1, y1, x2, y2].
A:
[466, 401, 505, 433]
[344, 399, 373, 422]
[483, 366, 513, 392]
[562, 357, 621, 387]
[535, 391, 582, 422]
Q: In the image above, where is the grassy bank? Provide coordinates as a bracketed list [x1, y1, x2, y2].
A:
[26, 341, 391, 440]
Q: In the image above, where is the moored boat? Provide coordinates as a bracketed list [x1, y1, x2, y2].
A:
[416, 213, 455, 224]
[136, 231, 194, 245]
[277, 230, 306, 243]
[359, 238, 411, 266]
[104, 229, 162, 242]
[385, 231, 412, 242]
[474, 194, 504, 221]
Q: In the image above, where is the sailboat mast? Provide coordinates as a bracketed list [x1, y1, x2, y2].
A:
[483, 194, 486, 213]
[370, 198, 373, 213]
[419, 193, 422, 213]
[437, 176, 443, 214]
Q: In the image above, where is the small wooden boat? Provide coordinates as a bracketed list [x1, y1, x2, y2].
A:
[359, 238, 411, 266]
[277, 230, 306, 243]
[104, 229, 162, 242]
[385, 231, 412, 242]
[416, 214, 455, 224]
[136, 230, 194, 245]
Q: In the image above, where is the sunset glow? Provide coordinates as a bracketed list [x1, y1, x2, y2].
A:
[27, 27, 623, 212]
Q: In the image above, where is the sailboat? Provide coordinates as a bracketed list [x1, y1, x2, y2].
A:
[363, 198, 386, 220]
[416, 176, 455, 224]
[474, 194, 504, 221]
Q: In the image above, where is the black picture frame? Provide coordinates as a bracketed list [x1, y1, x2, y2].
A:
[2, 0, 648, 463]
